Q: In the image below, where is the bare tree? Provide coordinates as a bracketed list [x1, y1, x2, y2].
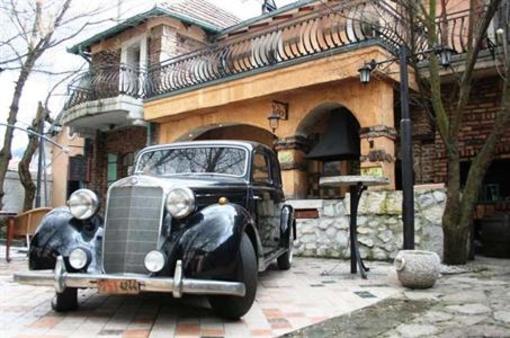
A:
[403, 0, 509, 264]
[17, 102, 45, 211]
[0, 0, 113, 209]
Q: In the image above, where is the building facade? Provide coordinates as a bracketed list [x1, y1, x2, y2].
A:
[52, 0, 509, 258]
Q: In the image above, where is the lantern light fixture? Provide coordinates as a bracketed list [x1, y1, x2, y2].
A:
[267, 100, 289, 133]
[435, 45, 455, 68]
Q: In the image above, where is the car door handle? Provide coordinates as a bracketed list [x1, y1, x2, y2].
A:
[253, 195, 262, 201]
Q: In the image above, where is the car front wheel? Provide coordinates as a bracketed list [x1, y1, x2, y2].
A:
[51, 288, 78, 312]
[209, 233, 257, 319]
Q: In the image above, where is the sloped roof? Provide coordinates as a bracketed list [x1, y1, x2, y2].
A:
[160, 0, 240, 29]
[68, 0, 240, 54]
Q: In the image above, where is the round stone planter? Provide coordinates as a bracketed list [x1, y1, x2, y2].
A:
[394, 250, 441, 289]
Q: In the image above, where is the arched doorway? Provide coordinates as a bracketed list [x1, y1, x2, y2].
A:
[296, 103, 360, 198]
[178, 123, 277, 148]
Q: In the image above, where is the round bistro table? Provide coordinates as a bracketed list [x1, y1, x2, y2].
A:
[319, 176, 389, 279]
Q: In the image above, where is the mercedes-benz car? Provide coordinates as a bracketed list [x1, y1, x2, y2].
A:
[14, 140, 295, 319]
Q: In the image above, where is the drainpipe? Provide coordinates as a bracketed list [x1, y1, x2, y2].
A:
[146, 122, 152, 146]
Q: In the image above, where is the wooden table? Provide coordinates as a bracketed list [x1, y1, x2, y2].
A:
[320, 176, 389, 278]
[0, 211, 17, 262]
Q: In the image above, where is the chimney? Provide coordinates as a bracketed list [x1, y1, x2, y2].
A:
[262, 0, 277, 14]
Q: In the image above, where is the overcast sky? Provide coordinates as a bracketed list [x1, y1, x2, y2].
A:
[0, 0, 296, 168]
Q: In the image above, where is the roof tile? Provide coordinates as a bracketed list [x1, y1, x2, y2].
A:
[159, 0, 240, 29]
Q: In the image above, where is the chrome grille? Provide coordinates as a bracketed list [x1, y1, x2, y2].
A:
[103, 185, 164, 274]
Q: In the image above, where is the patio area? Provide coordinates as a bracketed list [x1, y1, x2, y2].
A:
[0, 248, 401, 338]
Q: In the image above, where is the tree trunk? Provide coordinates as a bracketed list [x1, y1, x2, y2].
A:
[443, 214, 470, 264]
[18, 102, 45, 212]
[0, 60, 36, 209]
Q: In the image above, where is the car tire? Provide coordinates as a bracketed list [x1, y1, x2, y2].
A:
[51, 288, 78, 312]
[277, 224, 294, 270]
[209, 233, 257, 319]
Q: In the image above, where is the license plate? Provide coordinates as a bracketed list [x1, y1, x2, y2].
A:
[97, 279, 140, 294]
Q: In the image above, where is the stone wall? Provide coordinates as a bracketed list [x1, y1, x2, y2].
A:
[289, 187, 446, 261]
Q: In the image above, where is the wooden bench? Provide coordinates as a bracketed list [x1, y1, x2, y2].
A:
[5, 207, 52, 262]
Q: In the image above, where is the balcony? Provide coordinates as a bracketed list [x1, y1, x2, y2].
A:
[144, 0, 402, 100]
[142, 1, 510, 102]
[61, 64, 146, 134]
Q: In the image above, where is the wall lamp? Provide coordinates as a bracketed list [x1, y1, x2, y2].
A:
[267, 100, 289, 133]
[358, 45, 455, 84]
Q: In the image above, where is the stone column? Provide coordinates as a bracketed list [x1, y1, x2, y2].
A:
[359, 125, 397, 188]
[274, 136, 310, 199]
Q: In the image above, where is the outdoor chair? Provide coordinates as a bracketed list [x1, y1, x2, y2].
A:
[5, 207, 51, 262]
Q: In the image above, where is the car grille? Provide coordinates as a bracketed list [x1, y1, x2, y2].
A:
[103, 185, 164, 274]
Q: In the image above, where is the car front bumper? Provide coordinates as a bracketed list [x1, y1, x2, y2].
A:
[13, 256, 246, 298]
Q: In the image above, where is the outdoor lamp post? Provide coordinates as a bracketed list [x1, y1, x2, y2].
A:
[357, 44, 454, 250]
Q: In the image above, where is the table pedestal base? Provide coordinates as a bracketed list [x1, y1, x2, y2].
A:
[349, 183, 369, 279]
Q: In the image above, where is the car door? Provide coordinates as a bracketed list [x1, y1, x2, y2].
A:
[250, 149, 282, 255]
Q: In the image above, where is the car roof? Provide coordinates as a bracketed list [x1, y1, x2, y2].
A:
[141, 140, 273, 153]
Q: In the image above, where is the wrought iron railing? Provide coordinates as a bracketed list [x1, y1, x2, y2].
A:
[417, 4, 509, 56]
[63, 1, 508, 109]
[64, 63, 146, 110]
[144, 0, 402, 99]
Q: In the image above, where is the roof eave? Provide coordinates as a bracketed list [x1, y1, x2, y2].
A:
[68, 7, 223, 55]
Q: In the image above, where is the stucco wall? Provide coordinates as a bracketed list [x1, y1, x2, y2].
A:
[289, 187, 446, 260]
[51, 128, 84, 208]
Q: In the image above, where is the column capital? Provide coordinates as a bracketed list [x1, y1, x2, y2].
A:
[360, 125, 397, 141]
[274, 135, 311, 152]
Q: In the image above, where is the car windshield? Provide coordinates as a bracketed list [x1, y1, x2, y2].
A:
[136, 146, 248, 177]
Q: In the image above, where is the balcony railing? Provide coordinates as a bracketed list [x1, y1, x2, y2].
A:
[144, 0, 402, 99]
[63, 1, 508, 110]
[64, 64, 146, 110]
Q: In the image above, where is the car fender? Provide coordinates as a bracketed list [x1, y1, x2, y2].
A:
[279, 204, 295, 248]
[28, 207, 103, 271]
[177, 203, 261, 278]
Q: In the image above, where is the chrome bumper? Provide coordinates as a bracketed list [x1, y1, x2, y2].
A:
[13, 257, 245, 298]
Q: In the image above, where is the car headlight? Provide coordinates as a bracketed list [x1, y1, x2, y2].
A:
[144, 250, 166, 273]
[67, 189, 99, 220]
[166, 187, 195, 219]
[69, 248, 90, 270]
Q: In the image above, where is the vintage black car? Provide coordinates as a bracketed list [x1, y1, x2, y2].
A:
[14, 141, 295, 319]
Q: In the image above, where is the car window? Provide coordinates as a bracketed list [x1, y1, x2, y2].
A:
[136, 146, 248, 177]
[252, 152, 271, 184]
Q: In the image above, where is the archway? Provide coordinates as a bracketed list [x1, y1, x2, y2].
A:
[177, 123, 277, 148]
[295, 103, 360, 198]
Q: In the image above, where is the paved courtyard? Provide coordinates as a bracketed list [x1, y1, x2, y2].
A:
[0, 247, 401, 338]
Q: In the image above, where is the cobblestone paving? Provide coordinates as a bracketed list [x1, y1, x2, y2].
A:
[0, 248, 400, 338]
[385, 257, 510, 338]
[288, 256, 510, 338]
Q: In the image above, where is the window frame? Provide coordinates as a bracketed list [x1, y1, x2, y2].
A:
[251, 150, 273, 186]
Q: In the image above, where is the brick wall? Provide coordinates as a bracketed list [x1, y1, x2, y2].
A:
[148, 24, 205, 65]
[87, 126, 147, 207]
[412, 76, 509, 184]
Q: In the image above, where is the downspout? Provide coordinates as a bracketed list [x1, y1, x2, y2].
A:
[146, 122, 152, 146]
